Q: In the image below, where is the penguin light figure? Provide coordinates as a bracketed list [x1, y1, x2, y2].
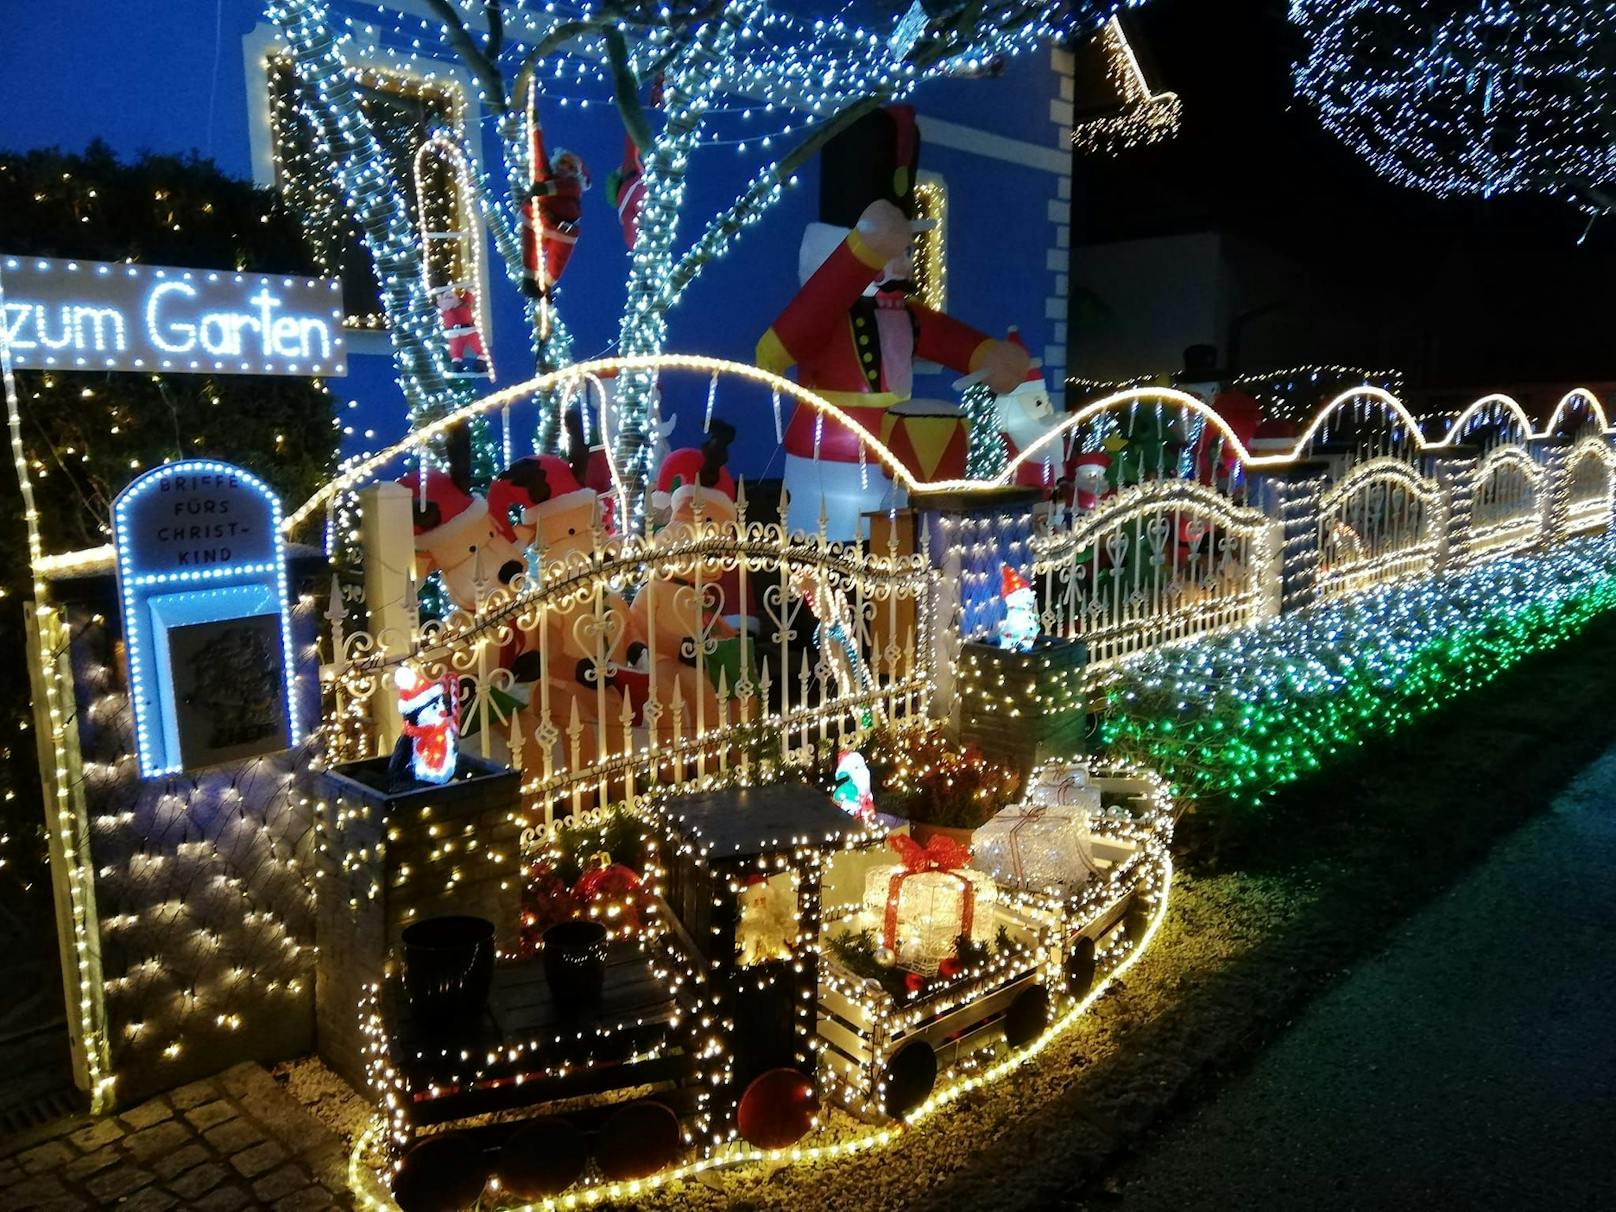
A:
[389, 664, 460, 790]
[833, 750, 877, 822]
[995, 565, 1041, 653]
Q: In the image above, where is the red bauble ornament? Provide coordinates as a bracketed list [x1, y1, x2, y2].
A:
[571, 851, 646, 935]
[596, 1101, 682, 1181]
[736, 1068, 819, 1150]
[520, 863, 580, 954]
[495, 1117, 586, 1199]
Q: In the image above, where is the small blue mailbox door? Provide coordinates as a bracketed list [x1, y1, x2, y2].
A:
[113, 460, 300, 776]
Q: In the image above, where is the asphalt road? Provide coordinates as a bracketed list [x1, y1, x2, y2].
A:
[1100, 745, 1616, 1212]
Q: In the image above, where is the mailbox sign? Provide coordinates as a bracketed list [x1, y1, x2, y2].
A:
[1, 255, 346, 377]
[113, 461, 302, 776]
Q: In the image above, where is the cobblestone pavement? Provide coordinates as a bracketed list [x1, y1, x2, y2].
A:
[0, 1062, 352, 1212]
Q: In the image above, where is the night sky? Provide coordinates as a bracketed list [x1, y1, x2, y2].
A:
[1073, 0, 1616, 396]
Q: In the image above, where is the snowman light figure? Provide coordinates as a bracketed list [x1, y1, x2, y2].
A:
[388, 664, 460, 790]
[833, 750, 876, 822]
[995, 565, 1041, 653]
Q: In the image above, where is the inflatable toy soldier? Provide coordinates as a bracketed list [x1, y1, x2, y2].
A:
[755, 105, 1031, 537]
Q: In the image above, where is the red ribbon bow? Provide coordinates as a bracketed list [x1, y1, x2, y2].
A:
[882, 832, 977, 957]
[887, 832, 972, 873]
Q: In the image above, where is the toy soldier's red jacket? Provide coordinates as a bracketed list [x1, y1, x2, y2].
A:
[756, 228, 1000, 482]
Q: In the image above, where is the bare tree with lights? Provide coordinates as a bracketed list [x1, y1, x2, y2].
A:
[266, 0, 1094, 527]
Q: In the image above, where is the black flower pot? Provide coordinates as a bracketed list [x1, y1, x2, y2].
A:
[401, 915, 495, 1026]
[542, 920, 607, 1013]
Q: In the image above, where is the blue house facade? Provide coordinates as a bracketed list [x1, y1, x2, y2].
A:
[0, 1, 1078, 478]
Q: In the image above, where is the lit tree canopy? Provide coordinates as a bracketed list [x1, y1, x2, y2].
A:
[268, 0, 1124, 524]
[1291, 0, 1616, 207]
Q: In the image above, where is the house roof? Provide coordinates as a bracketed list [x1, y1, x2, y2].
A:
[1070, 15, 1182, 157]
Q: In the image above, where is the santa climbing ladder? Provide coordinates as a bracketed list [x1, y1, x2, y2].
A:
[521, 92, 588, 304]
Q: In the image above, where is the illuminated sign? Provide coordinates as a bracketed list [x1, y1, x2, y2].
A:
[114, 461, 302, 776]
[0, 255, 345, 376]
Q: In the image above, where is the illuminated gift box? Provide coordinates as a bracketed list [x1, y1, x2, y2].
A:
[1025, 761, 1103, 811]
[861, 835, 997, 974]
[975, 799, 1100, 894]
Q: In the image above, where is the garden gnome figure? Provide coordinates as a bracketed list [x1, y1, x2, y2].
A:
[1067, 452, 1112, 512]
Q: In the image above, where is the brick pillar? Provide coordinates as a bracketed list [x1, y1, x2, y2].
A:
[1422, 447, 1479, 571]
[314, 754, 521, 1091]
[1247, 463, 1329, 615]
[1531, 436, 1574, 546]
[359, 481, 416, 753]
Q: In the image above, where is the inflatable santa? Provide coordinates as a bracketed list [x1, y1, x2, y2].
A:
[756, 106, 1031, 538]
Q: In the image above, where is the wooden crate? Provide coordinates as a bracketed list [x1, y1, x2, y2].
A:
[816, 770, 1171, 1121]
[815, 899, 1059, 1121]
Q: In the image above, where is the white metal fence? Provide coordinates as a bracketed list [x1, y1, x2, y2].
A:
[1031, 479, 1275, 667]
[1316, 457, 1443, 601]
[1469, 445, 1543, 561]
[323, 490, 933, 821]
[303, 368, 1616, 829]
[1565, 439, 1615, 536]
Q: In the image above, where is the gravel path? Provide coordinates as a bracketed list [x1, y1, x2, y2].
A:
[1093, 743, 1616, 1212]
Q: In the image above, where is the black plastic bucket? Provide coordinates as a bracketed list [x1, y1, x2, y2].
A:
[400, 915, 495, 1025]
[542, 919, 607, 1012]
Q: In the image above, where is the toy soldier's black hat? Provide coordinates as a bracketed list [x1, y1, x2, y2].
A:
[819, 105, 922, 225]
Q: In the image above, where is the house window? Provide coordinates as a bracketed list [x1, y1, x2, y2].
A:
[912, 175, 947, 312]
[266, 57, 471, 330]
